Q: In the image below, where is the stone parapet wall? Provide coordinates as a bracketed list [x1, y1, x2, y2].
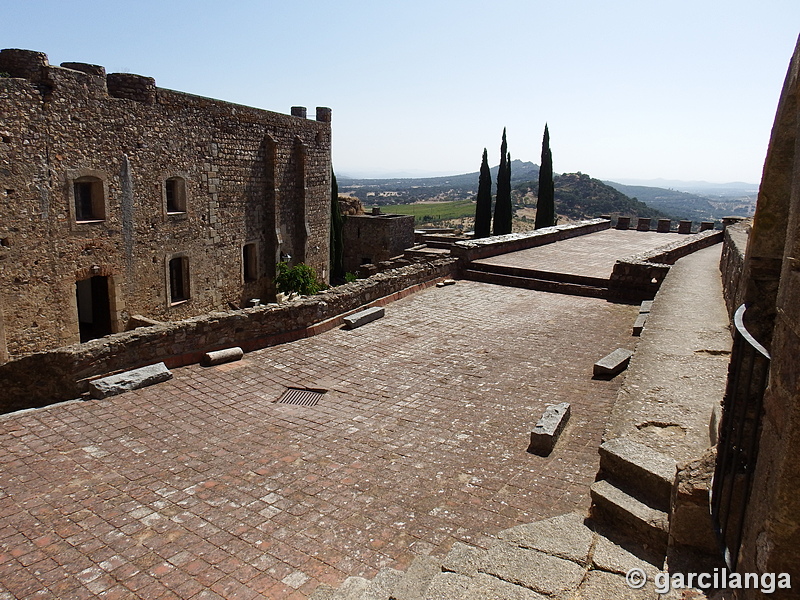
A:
[0, 258, 457, 414]
[608, 229, 724, 301]
[719, 220, 750, 318]
[452, 219, 611, 263]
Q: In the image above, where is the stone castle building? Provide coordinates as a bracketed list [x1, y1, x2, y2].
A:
[0, 48, 332, 363]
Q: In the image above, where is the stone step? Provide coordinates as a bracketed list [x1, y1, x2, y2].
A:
[463, 269, 608, 299]
[590, 479, 669, 554]
[598, 437, 677, 511]
[363, 568, 404, 600]
[332, 576, 371, 600]
[467, 261, 609, 288]
[309, 583, 336, 600]
[390, 555, 441, 600]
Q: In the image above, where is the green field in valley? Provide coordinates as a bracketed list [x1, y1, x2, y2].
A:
[381, 200, 475, 222]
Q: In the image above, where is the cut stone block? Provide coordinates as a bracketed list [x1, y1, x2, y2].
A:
[639, 300, 653, 313]
[363, 568, 404, 600]
[632, 313, 647, 336]
[678, 220, 693, 234]
[466, 574, 547, 600]
[343, 306, 385, 329]
[331, 576, 370, 600]
[441, 541, 483, 577]
[89, 362, 172, 399]
[593, 348, 634, 377]
[528, 402, 570, 456]
[436, 279, 457, 288]
[389, 554, 441, 600]
[424, 572, 472, 600]
[599, 437, 677, 509]
[590, 479, 669, 548]
[479, 543, 585, 597]
[200, 346, 244, 367]
[497, 512, 593, 565]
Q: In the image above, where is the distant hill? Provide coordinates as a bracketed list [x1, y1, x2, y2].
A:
[603, 181, 756, 221]
[339, 160, 538, 205]
[514, 173, 668, 220]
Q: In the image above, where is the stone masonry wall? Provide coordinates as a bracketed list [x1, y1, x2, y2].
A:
[342, 213, 415, 273]
[0, 257, 457, 413]
[0, 49, 332, 361]
[720, 220, 750, 318]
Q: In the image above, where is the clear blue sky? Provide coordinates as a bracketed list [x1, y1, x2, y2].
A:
[4, 0, 799, 182]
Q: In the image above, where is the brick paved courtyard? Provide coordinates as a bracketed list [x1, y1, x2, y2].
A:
[0, 281, 638, 599]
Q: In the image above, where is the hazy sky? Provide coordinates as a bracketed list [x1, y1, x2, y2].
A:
[4, 1, 799, 182]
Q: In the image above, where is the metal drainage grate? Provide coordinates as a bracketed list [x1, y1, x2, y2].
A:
[275, 387, 326, 407]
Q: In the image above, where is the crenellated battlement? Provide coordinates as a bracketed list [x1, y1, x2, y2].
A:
[0, 49, 331, 119]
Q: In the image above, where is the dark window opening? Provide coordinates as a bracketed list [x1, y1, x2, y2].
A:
[243, 243, 258, 282]
[74, 177, 104, 221]
[166, 177, 187, 213]
[76, 276, 112, 342]
[169, 256, 190, 303]
[361, 257, 372, 265]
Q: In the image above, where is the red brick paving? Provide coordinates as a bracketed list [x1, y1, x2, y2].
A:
[475, 229, 685, 278]
[0, 281, 638, 599]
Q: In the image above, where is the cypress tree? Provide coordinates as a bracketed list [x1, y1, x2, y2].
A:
[493, 128, 513, 235]
[473, 148, 493, 238]
[535, 124, 556, 229]
[330, 168, 344, 279]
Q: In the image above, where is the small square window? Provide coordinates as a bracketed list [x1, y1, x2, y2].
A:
[74, 177, 105, 221]
[169, 256, 190, 303]
[165, 177, 187, 213]
[243, 243, 258, 282]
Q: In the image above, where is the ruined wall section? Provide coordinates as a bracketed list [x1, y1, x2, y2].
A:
[0, 49, 331, 359]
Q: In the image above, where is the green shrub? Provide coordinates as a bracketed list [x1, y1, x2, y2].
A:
[275, 262, 321, 297]
[345, 272, 357, 283]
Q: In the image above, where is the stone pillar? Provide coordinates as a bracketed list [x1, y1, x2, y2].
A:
[291, 106, 307, 118]
[636, 217, 651, 231]
[700, 221, 715, 231]
[616, 216, 631, 230]
[657, 219, 672, 233]
[316, 107, 332, 123]
[678, 220, 693, 234]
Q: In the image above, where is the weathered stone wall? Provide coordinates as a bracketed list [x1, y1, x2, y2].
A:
[0, 257, 457, 413]
[0, 49, 332, 361]
[720, 220, 750, 318]
[733, 35, 800, 600]
[342, 213, 415, 273]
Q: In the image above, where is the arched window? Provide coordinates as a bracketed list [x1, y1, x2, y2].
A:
[165, 176, 187, 214]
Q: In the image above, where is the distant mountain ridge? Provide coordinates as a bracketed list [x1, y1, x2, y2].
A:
[339, 161, 756, 221]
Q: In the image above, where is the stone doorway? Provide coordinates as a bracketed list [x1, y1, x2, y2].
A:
[76, 276, 112, 342]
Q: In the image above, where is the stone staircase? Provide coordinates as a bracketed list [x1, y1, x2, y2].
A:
[590, 437, 678, 560]
[463, 262, 609, 299]
[308, 513, 661, 600]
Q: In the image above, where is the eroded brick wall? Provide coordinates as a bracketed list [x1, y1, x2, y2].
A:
[0, 49, 331, 360]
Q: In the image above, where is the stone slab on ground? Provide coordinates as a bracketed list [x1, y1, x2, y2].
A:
[527, 402, 571, 456]
[465, 574, 547, 600]
[479, 542, 586, 597]
[594, 348, 634, 377]
[343, 306, 385, 329]
[441, 541, 484, 577]
[390, 555, 441, 600]
[88, 362, 172, 399]
[497, 512, 593, 565]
